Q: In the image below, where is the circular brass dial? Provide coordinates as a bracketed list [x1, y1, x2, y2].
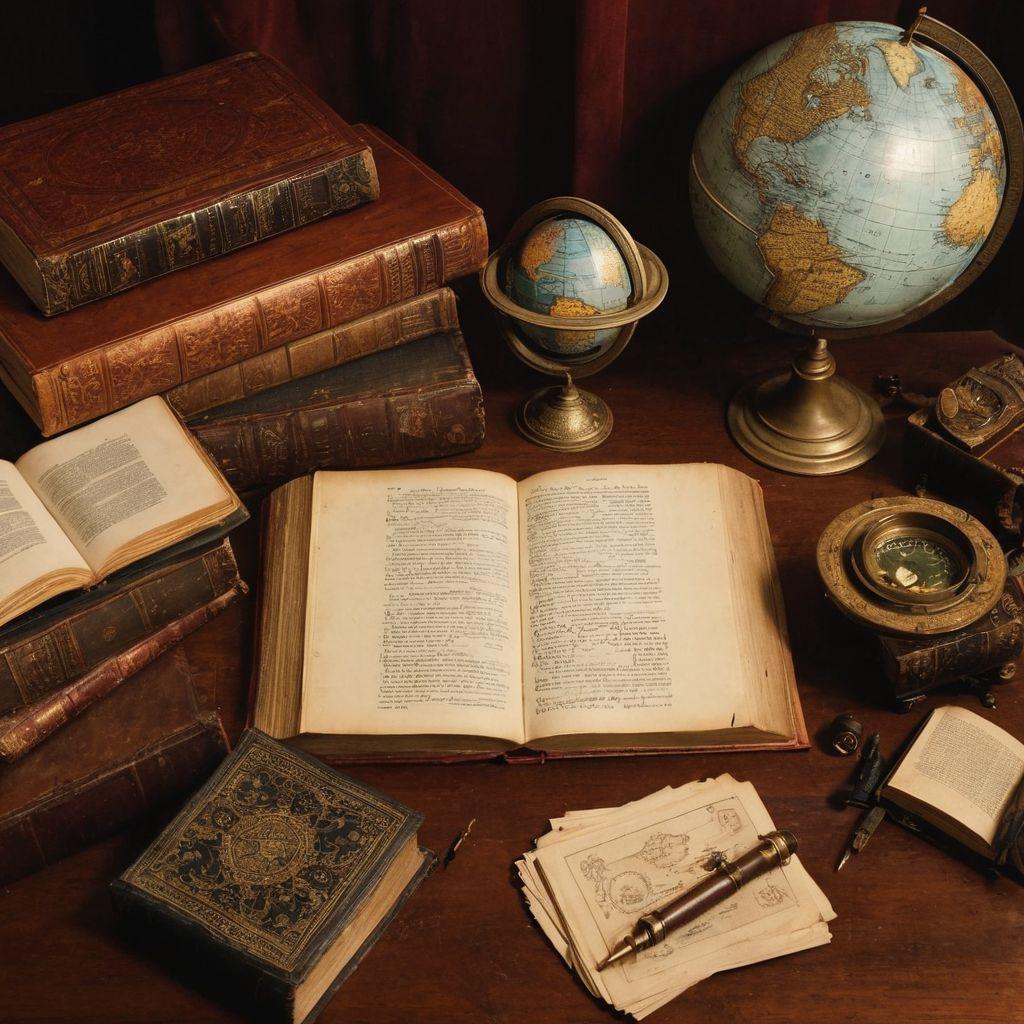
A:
[816, 496, 1006, 637]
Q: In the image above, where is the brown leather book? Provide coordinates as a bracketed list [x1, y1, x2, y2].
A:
[187, 329, 485, 492]
[0, 536, 244, 715]
[0, 646, 228, 885]
[166, 287, 460, 419]
[0, 53, 379, 316]
[0, 125, 487, 436]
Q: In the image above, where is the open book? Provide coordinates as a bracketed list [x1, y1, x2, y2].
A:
[252, 464, 808, 760]
[881, 705, 1024, 862]
[0, 396, 243, 628]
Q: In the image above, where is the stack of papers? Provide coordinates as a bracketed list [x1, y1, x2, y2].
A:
[516, 774, 835, 1019]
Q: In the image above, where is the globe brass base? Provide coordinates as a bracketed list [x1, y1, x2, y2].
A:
[727, 338, 885, 476]
[514, 375, 613, 452]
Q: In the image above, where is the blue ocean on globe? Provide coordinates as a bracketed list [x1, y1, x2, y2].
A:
[690, 21, 1007, 330]
[506, 215, 633, 355]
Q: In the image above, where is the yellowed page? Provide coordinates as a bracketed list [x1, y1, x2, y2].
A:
[299, 468, 525, 744]
[531, 775, 834, 1012]
[16, 397, 230, 574]
[886, 706, 1024, 846]
[0, 461, 90, 623]
[519, 464, 758, 742]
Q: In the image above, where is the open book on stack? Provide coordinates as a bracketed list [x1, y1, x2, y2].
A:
[252, 463, 808, 761]
[0, 396, 246, 629]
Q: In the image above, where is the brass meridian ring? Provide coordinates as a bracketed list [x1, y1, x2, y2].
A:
[478, 194, 669, 380]
[816, 496, 1006, 637]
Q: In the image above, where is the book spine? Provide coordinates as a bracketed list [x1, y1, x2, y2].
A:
[0, 588, 241, 764]
[0, 540, 243, 714]
[879, 613, 1024, 695]
[165, 287, 460, 419]
[0, 714, 228, 885]
[34, 149, 380, 317]
[32, 211, 488, 436]
[191, 374, 485, 492]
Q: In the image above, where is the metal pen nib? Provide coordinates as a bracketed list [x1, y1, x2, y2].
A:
[836, 805, 886, 871]
[597, 938, 637, 972]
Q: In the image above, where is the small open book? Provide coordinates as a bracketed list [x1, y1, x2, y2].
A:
[0, 396, 243, 628]
[252, 464, 808, 761]
[881, 705, 1024, 862]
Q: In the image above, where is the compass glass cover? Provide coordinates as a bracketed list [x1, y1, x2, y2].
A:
[874, 534, 960, 593]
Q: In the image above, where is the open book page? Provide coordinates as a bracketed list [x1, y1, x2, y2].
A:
[885, 706, 1024, 849]
[531, 775, 834, 1011]
[16, 397, 233, 576]
[518, 463, 792, 744]
[0, 461, 91, 626]
[299, 468, 525, 745]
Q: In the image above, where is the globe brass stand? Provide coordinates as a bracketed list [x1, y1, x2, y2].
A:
[727, 337, 885, 476]
[515, 373, 614, 452]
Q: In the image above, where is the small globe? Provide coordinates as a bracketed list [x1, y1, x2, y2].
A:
[503, 215, 634, 356]
[690, 20, 1008, 331]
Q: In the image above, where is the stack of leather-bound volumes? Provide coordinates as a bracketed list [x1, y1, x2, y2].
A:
[0, 52, 489, 492]
[0, 52, 487, 883]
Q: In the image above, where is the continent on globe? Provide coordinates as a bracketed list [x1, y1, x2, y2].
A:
[690, 20, 1009, 330]
[734, 24, 871, 197]
[507, 215, 633, 356]
[758, 205, 865, 314]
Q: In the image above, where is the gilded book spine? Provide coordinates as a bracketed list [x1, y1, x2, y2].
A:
[32, 212, 488, 435]
[0, 540, 243, 714]
[0, 588, 241, 764]
[192, 376, 484, 492]
[34, 151, 380, 316]
[165, 288, 460, 418]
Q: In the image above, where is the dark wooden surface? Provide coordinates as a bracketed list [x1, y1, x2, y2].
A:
[1, 299, 1023, 1024]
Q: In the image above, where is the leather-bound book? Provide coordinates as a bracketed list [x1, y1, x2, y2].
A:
[0, 536, 245, 715]
[0, 53, 379, 316]
[187, 329, 484, 492]
[166, 287, 460, 419]
[111, 729, 434, 1024]
[0, 647, 228, 884]
[0, 126, 487, 436]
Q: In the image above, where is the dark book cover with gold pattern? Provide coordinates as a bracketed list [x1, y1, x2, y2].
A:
[111, 729, 434, 1024]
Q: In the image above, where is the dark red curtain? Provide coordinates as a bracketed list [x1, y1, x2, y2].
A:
[155, 0, 1024, 335]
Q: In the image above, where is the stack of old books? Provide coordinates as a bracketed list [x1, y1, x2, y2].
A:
[0, 53, 487, 883]
[0, 52, 488, 488]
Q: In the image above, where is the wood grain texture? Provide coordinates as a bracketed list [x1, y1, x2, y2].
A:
[0, 298, 1021, 1024]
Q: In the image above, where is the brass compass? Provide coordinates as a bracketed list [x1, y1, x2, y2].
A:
[817, 496, 1022, 705]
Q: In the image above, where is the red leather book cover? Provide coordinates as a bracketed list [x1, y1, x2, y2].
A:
[0, 125, 487, 435]
[0, 53, 379, 315]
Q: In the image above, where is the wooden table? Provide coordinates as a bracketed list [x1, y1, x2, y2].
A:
[2, 302, 1022, 1024]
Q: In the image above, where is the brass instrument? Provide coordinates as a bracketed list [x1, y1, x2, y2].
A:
[817, 496, 1022, 706]
[597, 830, 797, 971]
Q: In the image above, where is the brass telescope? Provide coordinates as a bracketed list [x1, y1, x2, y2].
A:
[597, 829, 798, 971]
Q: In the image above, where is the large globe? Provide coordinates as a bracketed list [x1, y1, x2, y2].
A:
[690, 21, 1007, 331]
[504, 215, 633, 355]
